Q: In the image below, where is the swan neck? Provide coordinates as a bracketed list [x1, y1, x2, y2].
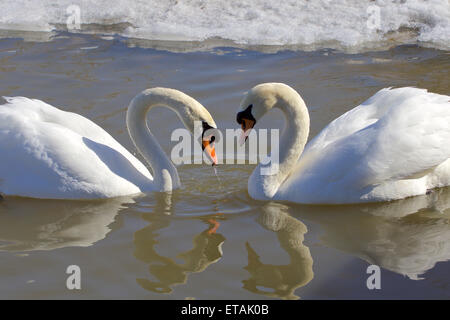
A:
[253, 89, 310, 199]
[276, 93, 310, 184]
[126, 90, 182, 191]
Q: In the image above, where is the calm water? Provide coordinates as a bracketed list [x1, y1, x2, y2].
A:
[0, 33, 449, 299]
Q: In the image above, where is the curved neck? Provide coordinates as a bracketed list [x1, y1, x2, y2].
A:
[259, 205, 311, 263]
[251, 87, 310, 199]
[127, 89, 190, 192]
[256, 205, 313, 298]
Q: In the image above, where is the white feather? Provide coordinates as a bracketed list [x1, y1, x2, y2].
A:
[278, 87, 450, 203]
[0, 97, 153, 199]
[0, 89, 216, 199]
[240, 84, 450, 204]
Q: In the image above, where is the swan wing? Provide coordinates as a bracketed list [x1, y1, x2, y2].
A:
[0, 97, 153, 199]
[279, 87, 450, 203]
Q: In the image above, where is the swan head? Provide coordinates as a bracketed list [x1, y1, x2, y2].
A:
[183, 100, 218, 166]
[179, 93, 218, 166]
[237, 83, 289, 142]
[199, 120, 218, 166]
[130, 87, 218, 165]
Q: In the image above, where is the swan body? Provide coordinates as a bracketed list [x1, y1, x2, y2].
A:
[0, 88, 217, 199]
[237, 83, 450, 204]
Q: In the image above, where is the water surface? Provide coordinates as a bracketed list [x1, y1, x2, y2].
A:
[0, 34, 449, 299]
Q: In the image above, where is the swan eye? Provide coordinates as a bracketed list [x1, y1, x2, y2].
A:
[201, 121, 216, 150]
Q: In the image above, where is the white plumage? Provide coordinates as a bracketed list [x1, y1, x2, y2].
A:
[0, 97, 153, 199]
[0, 88, 217, 199]
[239, 84, 450, 204]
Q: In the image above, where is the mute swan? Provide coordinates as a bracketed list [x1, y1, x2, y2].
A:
[237, 83, 450, 204]
[0, 88, 217, 199]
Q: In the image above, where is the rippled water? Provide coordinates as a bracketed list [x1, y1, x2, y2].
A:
[0, 33, 449, 299]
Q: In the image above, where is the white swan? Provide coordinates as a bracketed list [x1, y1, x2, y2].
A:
[0, 88, 217, 199]
[237, 83, 450, 204]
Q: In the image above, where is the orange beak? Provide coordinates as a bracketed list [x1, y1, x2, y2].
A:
[240, 118, 255, 145]
[202, 140, 217, 166]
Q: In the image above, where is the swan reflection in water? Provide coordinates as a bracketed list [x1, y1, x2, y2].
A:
[0, 196, 131, 251]
[133, 192, 226, 294]
[1, 185, 449, 297]
[291, 187, 450, 281]
[243, 202, 314, 300]
[243, 187, 450, 299]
